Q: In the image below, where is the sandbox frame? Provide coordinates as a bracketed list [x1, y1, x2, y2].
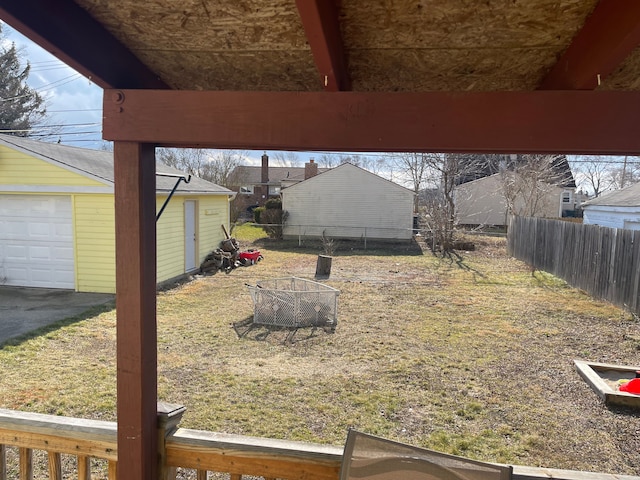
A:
[574, 360, 640, 409]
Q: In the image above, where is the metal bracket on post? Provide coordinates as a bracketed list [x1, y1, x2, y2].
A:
[156, 173, 191, 222]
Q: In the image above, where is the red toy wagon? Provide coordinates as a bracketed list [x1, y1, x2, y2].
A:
[239, 249, 263, 265]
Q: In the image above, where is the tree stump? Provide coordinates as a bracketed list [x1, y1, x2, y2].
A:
[315, 255, 332, 278]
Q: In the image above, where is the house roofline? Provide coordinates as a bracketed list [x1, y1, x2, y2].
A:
[283, 162, 415, 195]
[0, 135, 113, 186]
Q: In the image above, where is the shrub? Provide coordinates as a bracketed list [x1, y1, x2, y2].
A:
[259, 208, 288, 239]
[265, 198, 282, 210]
[253, 206, 265, 224]
[252, 199, 287, 239]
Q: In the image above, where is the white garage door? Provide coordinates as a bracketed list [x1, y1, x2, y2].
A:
[0, 195, 75, 289]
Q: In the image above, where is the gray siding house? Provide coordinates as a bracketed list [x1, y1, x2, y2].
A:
[282, 163, 415, 241]
[454, 173, 578, 227]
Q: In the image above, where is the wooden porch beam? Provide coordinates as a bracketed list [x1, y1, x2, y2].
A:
[114, 142, 158, 480]
[295, 0, 350, 91]
[0, 0, 169, 89]
[539, 0, 640, 90]
[104, 90, 640, 155]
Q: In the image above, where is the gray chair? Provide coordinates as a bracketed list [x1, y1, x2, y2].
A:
[340, 430, 512, 480]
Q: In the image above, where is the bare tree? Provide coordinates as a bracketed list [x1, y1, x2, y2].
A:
[317, 153, 340, 168]
[500, 154, 571, 217]
[389, 152, 432, 200]
[609, 155, 640, 190]
[342, 154, 386, 173]
[272, 151, 300, 167]
[427, 154, 468, 252]
[157, 148, 207, 176]
[157, 148, 245, 187]
[390, 152, 498, 250]
[203, 150, 246, 187]
[570, 155, 614, 197]
[337, 153, 357, 165]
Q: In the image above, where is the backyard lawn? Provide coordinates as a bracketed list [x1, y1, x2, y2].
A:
[1, 225, 639, 476]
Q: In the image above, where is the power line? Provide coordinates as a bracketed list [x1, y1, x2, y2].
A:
[32, 73, 81, 90]
[48, 108, 101, 113]
[29, 131, 101, 137]
[0, 123, 101, 133]
[30, 65, 74, 73]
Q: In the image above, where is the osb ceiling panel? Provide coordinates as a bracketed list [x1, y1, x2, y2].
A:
[76, 0, 318, 90]
[74, 0, 607, 92]
[599, 47, 640, 91]
[341, 0, 600, 92]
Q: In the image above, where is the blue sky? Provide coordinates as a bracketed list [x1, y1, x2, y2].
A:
[3, 24, 104, 149]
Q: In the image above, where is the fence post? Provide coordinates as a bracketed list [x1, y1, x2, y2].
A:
[157, 402, 187, 480]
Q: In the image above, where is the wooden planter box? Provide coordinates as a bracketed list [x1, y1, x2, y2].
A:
[574, 360, 640, 409]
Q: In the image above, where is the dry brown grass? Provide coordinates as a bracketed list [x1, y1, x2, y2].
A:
[1, 227, 639, 476]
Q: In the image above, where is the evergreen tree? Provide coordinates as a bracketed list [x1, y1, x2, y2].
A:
[0, 29, 46, 136]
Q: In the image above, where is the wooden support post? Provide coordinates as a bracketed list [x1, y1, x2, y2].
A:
[157, 402, 187, 480]
[114, 142, 158, 480]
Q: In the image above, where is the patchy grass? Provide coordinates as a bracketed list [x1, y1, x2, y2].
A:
[1, 227, 639, 475]
[230, 222, 265, 243]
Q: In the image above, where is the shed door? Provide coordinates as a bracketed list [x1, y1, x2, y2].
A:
[184, 200, 197, 271]
[0, 195, 75, 289]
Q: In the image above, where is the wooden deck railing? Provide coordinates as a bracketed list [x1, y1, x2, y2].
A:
[0, 406, 639, 480]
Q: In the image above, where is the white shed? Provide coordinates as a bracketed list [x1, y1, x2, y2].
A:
[582, 182, 640, 230]
[281, 163, 415, 241]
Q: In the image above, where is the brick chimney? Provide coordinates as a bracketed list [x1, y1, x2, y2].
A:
[261, 153, 269, 184]
[305, 158, 318, 179]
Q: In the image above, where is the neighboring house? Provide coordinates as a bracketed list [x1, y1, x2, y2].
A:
[454, 154, 579, 227]
[228, 154, 327, 207]
[282, 162, 415, 240]
[582, 182, 640, 230]
[454, 165, 579, 227]
[0, 134, 233, 293]
[454, 174, 510, 227]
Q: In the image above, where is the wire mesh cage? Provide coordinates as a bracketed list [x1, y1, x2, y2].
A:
[247, 277, 339, 329]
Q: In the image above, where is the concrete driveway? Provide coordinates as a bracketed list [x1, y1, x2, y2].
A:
[0, 286, 114, 344]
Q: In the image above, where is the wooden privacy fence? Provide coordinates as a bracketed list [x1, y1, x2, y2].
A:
[508, 216, 640, 314]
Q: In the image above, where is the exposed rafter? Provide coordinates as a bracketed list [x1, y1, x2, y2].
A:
[295, 0, 350, 91]
[0, 0, 169, 90]
[103, 90, 640, 154]
[539, 0, 640, 90]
